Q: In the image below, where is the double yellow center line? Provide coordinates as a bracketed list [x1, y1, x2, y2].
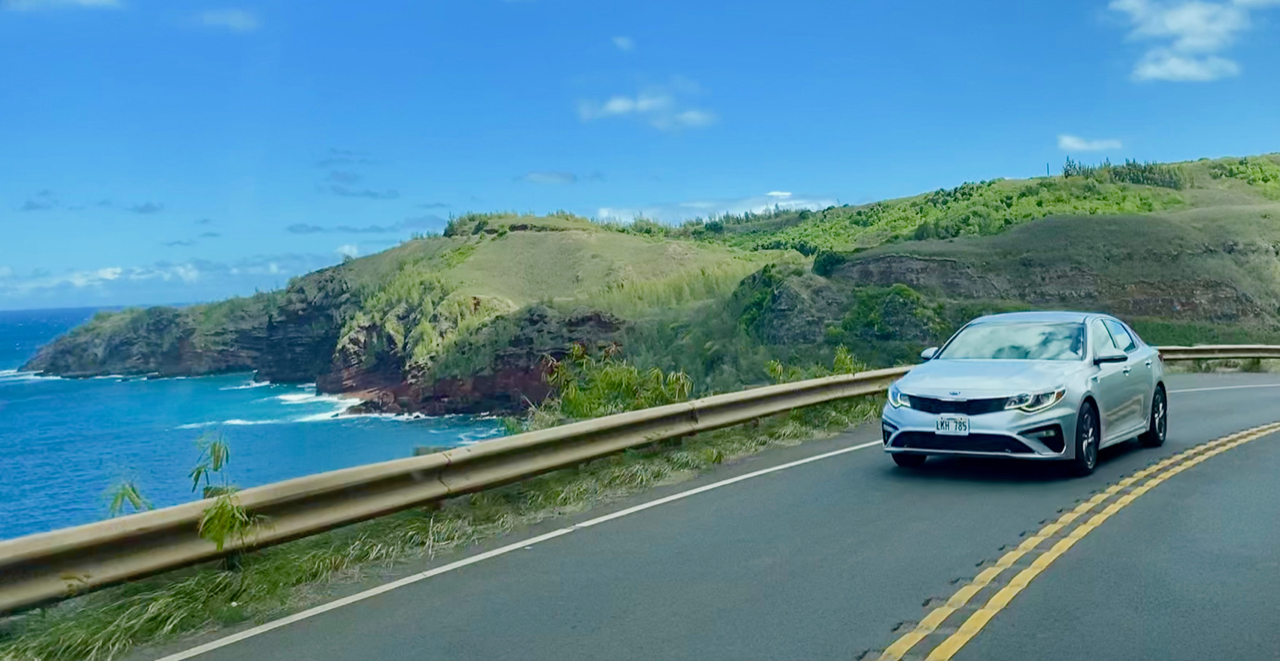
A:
[877, 421, 1280, 661]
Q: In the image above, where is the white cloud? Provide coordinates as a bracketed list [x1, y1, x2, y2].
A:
[578, 79, 718, 132]
[1058, 134, 1124, 151]
[198, 8, 261, 33]
[1109, 0, 1277, 81]
[0, 267, 13, 279]
[2, 0, 120, 10]
[1133, 49, 1241, 80]
[0, 264, 206, 293]
[0, 255, 340, 308]
[612, 36, 635, 51]
[336, 244, 359, 258]
[167, 264, 200, 283]
[598, 191, 837, 224]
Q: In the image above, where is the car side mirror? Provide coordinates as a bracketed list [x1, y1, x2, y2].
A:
[920, 347, 939, 361]
[1094, 349, 1127, 365]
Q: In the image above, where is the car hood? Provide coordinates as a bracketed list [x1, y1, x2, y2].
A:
[896, 359, 1085, 398]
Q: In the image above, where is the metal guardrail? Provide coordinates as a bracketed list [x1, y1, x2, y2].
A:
[0, 345, 1275, 614]
[0, 366, 909, 614]
[1157, 345, 1280, 361]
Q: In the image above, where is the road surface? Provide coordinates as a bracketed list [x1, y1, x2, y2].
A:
[148, 372, 1280, 661]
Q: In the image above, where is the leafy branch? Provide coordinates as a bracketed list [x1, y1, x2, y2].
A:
[105, 480, 152, 517]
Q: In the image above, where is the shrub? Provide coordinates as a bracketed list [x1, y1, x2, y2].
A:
[1063, 157, 1189, 190]
[812, 251, 848, 277]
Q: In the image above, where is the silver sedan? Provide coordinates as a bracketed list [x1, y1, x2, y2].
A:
[881, 311, 1168, 475]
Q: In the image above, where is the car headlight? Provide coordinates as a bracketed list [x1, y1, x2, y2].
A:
[888, 383, 911, 409]
[1005, 387, 1066, 413]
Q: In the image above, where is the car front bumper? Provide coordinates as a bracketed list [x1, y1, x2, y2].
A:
[881, 402, 1079, 460]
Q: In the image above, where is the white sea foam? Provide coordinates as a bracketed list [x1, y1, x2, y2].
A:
[457, 429, 505, 445]
[178, 391, 362, 429]
[176, 418, 293, 430]
[295, 411, 342, 422]
[176, 421, 219, 430]
[277, 392, 355, 406]
[220, 380, 272, 391]
[0, 370, 61, 383]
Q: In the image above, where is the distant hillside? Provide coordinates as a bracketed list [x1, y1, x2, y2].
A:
[26, 152, 1280, 414]
[652, 153, 1280, 254]
[25, 214, 782, 412]
[734, 202, 1280, 365]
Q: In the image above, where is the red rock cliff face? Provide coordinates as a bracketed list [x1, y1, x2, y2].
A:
[339, 307, 625, 416]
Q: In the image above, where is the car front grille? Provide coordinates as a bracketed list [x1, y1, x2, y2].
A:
[892, 432, 1032, 454]
[906, 395, 1008, 415]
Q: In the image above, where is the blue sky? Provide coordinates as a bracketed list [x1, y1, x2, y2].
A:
[2, 0, 1278, 310]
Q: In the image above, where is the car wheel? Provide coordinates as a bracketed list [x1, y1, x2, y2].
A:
[1139, 385, 1167, 448]
[1070, 403, 1100, 476]
[892, 453, 927, 468]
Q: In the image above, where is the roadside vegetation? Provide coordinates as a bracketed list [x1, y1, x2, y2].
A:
[0, 351, 881, 661]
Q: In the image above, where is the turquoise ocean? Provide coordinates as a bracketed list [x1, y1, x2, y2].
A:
[0, 307, 503, 541]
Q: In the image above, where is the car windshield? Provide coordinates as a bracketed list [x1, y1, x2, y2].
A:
[937, 322, 1085, 361]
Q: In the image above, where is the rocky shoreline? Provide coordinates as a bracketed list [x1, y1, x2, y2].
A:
[24, 300, 625, 417]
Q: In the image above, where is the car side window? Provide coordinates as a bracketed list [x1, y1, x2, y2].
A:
[1125, 324, 1147, 348]
[1103, 319, 1137, 353]
[1091, 319, 1118, 354]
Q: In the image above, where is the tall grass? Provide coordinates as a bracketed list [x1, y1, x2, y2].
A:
[573, 261, 770, 318]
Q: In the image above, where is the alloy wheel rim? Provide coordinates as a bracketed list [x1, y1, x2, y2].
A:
[1083, 413, 1097, 467]
[1155, 394, 1167, 440]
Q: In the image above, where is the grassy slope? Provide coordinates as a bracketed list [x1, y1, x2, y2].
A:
[855, 202, 1280, 306]
[275, 214, 780, 316]
[447, 225, 771, 306]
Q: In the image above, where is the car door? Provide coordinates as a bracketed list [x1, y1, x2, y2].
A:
[1104, 318, 1151, 433]
[1089, 319, 1130, 442]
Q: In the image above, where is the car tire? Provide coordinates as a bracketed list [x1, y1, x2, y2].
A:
[1139, 385, 1167, 448]
[1069, 402, 1100, 477]
[892, 453, 927, 468]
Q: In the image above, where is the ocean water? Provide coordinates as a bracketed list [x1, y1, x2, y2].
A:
[0, 308, 504, 541]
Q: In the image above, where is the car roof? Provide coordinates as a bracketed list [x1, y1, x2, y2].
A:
[968, 311, 1104, 324]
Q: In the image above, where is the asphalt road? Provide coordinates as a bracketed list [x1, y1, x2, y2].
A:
[162, 372, 1280, 661]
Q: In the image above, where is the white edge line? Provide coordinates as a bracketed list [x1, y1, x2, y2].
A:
[1171, 383, 1280, 394]
[155, 439, 883, 660]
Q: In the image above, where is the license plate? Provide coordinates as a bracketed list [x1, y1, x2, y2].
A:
[936, 415, 970, 436]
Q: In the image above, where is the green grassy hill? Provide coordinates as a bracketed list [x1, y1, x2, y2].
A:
[650, 153, 1280, 254]
[25, 152, 1280, 412]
